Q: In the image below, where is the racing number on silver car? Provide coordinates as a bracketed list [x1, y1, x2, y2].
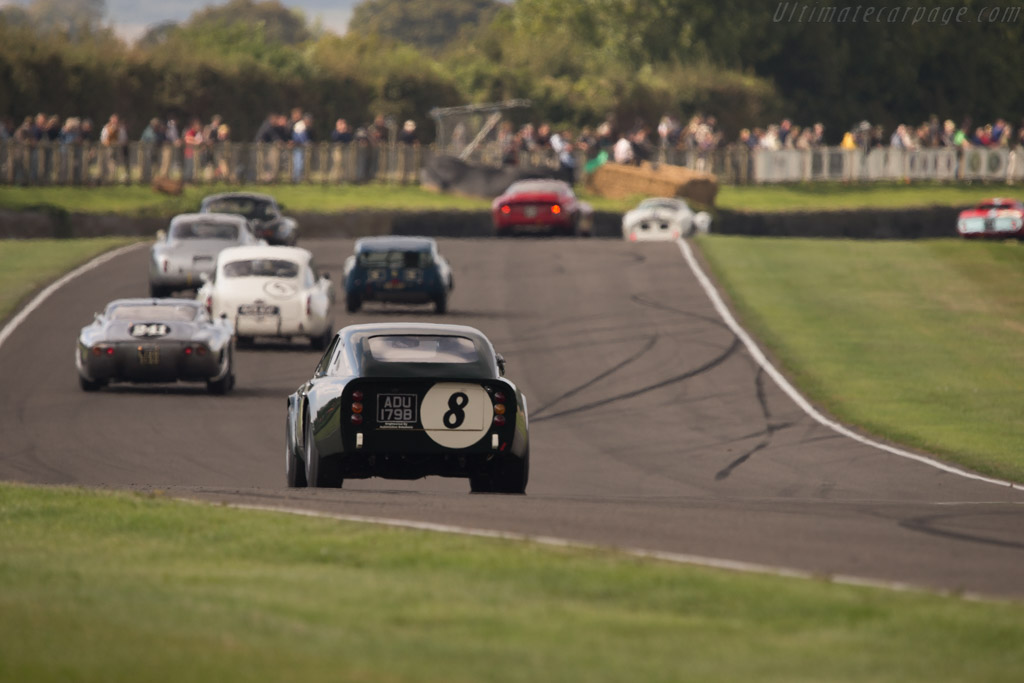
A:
[443, 392, 469, 429]
[421, 383, 488, 449]
[130, 323, 169, 337]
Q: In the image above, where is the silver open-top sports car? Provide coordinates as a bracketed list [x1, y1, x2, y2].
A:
[76, 298, 235, 394]
[149, 212, 263, 297]
[286, 323, 529, 493]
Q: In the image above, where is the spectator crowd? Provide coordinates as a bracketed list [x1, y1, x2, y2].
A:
[2, 105, 1023, 185]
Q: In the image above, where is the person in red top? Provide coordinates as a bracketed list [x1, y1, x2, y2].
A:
[183, 117, 203, 180]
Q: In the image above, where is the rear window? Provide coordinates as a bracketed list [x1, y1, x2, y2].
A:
[506, 180, 566, 195]
[358, 250, 430, 268]
[367, 335, 479, 364]
[170, 221, 239, 240]
[205, 199, 271, 219]
[108, 304, 198, 321]
[222, 259, 299, 278]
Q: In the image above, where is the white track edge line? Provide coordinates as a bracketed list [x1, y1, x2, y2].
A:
[678, 237, 1023, 492]
[0, 242, 146, 351]
[223, 501, 1005, 603]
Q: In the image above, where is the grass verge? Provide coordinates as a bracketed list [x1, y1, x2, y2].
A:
[0, 237, 140, 323]
[715, 182, 1022, 212]
[697, 235, 1024, 482]
[2, 181, 1018, 216]
[1, 483, 1022, 683]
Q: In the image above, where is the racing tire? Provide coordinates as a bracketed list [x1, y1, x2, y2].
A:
[286, 423, 307, 488]
[149, 284, 169, 298]
[304, 409, 343, 488]
[311, 325, 332, 351]
[206, 349, 235, 395]
[434, 291, 448, 315]
[78, 375, 105, 392]
[470, 453, 528, 494]
[346, 293, 362, 313]
[236, 335, 254, 349]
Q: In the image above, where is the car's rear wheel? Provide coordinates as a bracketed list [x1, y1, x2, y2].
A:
[434, 291, 447, 314]
[149, 284, 169, 298]
[206, 348, 235, 395]
[286, 419, 307, 488]
[236, 335, 254, 349]
[470, 452, 528, 494]
[304, 409, 343, 488]
[311, 325, 332, 351]
[346, 293, 362, 313]
[78, 375, 105, 392]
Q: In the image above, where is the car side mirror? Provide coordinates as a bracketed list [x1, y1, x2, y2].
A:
[156, 229, 166, 241]
[496, 353, 506, 376]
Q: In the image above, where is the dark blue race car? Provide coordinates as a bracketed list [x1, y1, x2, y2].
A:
[343, 236, 454, 314]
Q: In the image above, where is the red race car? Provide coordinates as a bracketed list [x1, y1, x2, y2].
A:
[491, 179, 592, 236]
[957, 198, 1024, 238]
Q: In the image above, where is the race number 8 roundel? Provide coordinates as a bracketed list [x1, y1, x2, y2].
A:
[421, 382, 489, 449]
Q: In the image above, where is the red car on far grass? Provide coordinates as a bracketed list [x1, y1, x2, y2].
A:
[957, 198, 1024, 238]
[491, 179, 593, 236]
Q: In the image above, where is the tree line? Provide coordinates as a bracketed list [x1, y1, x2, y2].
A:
[1, 0, 1022, 144]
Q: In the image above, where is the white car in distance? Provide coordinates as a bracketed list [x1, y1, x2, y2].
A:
[198, 245, 335, 349]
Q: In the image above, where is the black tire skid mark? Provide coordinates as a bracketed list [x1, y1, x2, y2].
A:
[531, 334, 659, 418]
[534, 337, 743, 423]
[898, 510, 1024, 551]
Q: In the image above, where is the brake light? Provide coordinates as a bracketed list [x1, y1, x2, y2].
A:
[352, 390, 364, 401]
[350, 390, 364, 424]
[351, 413, 363, 425]
[501, 205, 511, 215]
[493, 414, 506, 426]
[92, 345, 114, 357]
[492, 390, 507, 425]
[551, 204, 561, 214]
[184, 346, 192, 356]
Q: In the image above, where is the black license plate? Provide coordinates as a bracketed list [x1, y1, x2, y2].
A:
[238, 303, 279, 316]
[377, 393, 418, 426]
[138, 346, 160, 365]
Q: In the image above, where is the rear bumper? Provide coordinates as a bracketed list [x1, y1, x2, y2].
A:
[77, 343, 224, 383]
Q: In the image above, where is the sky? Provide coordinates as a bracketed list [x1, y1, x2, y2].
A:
[1, 0, 361, 41]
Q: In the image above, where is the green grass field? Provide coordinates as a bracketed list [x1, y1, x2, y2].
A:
[0, 237, 140, 322]
[1, 180, 1019, 216]
[697, 235, 1024, 482]
[2, 484, 1023, 683]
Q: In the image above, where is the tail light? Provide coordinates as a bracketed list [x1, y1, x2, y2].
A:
[184, 344, 208, 357]
[492, 390, 507, 426]
[350, 389, 364, 424]
[92, 345, 115, 357]
[500, 205, 511, 215]
[551, 204, 561, 214]
[205, 295, 212, 315]
[629, 232, 638, 242]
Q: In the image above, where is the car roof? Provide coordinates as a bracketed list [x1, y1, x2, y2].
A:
[106, 298, 202, 309]
[170, 212, 249, 224]
[339, 322, 489, 343]
[355, 236, 436, 253]
[201, 192, 277, 204]
[216, 245, 311, 262]
[506, 179, 570, 192]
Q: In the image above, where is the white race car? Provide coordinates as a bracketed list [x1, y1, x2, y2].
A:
[622, 197, 712, 241]
[198, 245, 335, 349]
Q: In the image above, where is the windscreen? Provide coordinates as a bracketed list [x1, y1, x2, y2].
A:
[222, 259, 299, 278]
[367, 335, 479, 364]
[170, 221, 239, 240]
[639, 198, 683, 211]
[358, 250, 430, 268]
[108, 304, 198, 321]
[205, 199, 270, 219]
[506, 180, 565, 195]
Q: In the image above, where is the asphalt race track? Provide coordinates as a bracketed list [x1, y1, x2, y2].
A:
[2, 237, 1023, 599]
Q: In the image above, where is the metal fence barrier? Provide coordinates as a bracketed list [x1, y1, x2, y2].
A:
[3, 140, 1023, 186]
